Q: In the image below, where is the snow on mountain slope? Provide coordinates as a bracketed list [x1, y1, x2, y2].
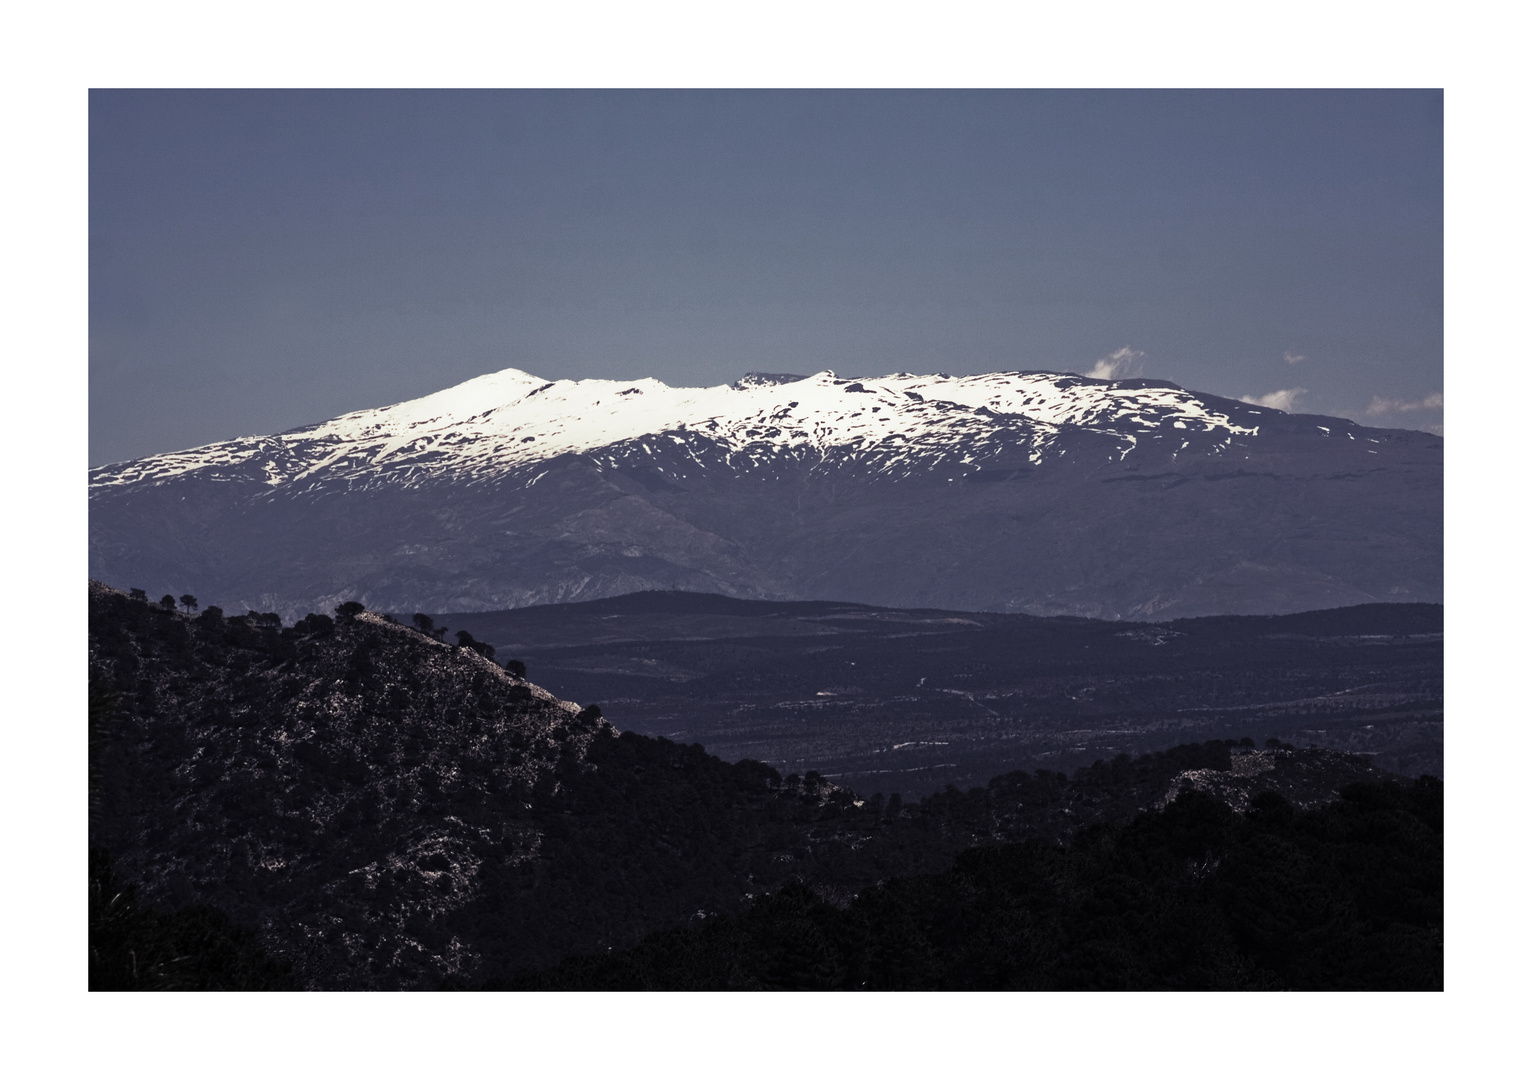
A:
[88, 364, 1440, 622]
[89, 368, 1268, 492]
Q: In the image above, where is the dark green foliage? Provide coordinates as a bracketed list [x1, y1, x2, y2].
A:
[89, 581, 1435, 990]
[411, 613, 443, 640]
[89, 850, 296, 990]
[454, 629, 496, 660]
[293, 612, 334, 636]
[91, 582, 844, 987]
[506, 778, 1442, 991]
[88, 683, 118, 834]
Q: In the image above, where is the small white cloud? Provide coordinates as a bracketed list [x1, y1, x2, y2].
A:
[1085, 347, 1144, 380]
[1239, 387, 1307, 412]
[1366, 391, 1443, 416]
[1283, 350, 1307, 365]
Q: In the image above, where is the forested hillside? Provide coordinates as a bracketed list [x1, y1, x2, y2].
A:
[504, 779, 1442, 990]
[88, 582, 1440, 990]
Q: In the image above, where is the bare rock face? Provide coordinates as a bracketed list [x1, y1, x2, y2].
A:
[89, 367, 1440, 622]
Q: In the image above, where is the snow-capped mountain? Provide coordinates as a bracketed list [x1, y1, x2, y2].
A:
[89, 367, 1442, 620]
[91, 368, 1261, 492]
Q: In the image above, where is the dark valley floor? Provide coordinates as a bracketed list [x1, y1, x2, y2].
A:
[427, 591, 1444, 797]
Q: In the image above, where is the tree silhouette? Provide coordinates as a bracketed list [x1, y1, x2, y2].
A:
[455, 630, 495, 660]
[412, 613, 436, 636]
[293, 613, 334, 636]
[128, 588, 147, 602]
[159, 595, 177, 611]
[179, 594, 199, 615]
[504, 659, 527, 679]
[336, 601, 366, 620]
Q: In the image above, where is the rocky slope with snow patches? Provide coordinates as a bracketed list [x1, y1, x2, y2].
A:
[90, 367, 1442, 620]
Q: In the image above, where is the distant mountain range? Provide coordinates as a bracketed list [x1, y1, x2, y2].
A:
[89, 366, 1442, 620]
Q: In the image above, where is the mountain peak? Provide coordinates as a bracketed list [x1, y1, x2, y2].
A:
[89, 366, 1280, 495]
[88, 364, 1440, 621]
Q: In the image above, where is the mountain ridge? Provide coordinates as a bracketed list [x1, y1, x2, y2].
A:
[89, 365, 1442, 622]
[89, 365, 1410, 486]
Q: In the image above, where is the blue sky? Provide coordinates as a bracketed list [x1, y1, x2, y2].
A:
[89, 89, 1442, 465]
